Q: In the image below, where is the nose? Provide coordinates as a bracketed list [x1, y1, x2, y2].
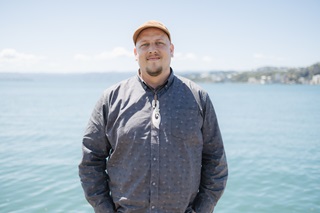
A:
[148, 43, 158, 53]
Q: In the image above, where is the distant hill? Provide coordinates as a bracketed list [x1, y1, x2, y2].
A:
[183, 62, 320, 84]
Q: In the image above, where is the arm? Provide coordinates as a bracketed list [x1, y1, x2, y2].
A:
[78, 95, 115, 213]
[193, 94, 228, 213]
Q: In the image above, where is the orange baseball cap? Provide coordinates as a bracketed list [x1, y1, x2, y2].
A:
[133, 20, 171, 45]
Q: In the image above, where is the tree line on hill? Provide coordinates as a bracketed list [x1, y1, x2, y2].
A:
[183, 62, 320, 85]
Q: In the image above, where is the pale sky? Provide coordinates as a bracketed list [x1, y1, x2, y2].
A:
[1, 0, 319, 73]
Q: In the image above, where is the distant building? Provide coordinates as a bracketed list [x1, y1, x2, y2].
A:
[311, 74, 320, 85]
[248, 77, 258, 84]
[260, 75, 272, 84]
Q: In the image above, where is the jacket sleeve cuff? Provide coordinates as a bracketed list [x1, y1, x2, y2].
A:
[93, 200, 116, 213]
[193, 193, 215, 213]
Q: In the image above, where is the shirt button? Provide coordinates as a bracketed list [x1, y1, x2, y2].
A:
[151, 206, 155, 209]
[153, 158, 157, 161]
[152, 182, 156, 186]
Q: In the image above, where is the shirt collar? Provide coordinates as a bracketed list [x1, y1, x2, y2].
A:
[137, 68, 175, 92]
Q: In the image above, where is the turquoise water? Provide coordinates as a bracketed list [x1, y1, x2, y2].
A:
[0, 73, 319, 213]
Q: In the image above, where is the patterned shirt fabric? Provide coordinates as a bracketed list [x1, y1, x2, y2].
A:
[79, 70, 228, 213]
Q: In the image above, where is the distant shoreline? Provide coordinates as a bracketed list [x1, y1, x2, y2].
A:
[1, 62, 320, 85]
[182, 62, 320, 85]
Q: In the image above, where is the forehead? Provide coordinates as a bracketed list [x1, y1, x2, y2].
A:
[136, 27, 170, 42]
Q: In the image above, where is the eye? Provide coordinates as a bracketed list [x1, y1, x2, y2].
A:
[140, 43, 149, 48]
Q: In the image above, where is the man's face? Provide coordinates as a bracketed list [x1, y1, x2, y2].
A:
[134, 28, 174, 77]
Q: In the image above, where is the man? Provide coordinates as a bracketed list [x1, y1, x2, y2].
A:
[79, 20, 228, 213]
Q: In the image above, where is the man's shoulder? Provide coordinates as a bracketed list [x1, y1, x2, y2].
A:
[98, 75, 138, 102]
[104, 75, 137, 93]
[174, 74, 206, 94]
[174, 74, 210, 110]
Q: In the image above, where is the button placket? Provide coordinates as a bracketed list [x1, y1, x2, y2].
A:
[150, 127, 160, 211]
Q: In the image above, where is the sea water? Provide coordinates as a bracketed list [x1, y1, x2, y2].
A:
[0, 73, 319, 213]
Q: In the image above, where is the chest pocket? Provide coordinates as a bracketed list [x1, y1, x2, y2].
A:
[170, 108, 202, 140]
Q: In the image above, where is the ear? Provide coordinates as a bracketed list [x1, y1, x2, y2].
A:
[170, 43, 174, 57]
[134, 47, 138, 61]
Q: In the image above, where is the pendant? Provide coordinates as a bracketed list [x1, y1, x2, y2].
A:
[152, 100, 161, 129]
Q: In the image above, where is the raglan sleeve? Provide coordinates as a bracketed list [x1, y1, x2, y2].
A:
[193, 93, 228, 213]
[78, 93, 115, 213]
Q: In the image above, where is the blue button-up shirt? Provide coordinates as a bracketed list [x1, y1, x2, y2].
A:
[79, 70, 228, 213]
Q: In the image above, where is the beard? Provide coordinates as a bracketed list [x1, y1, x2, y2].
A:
[146, 66, 163, 77]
